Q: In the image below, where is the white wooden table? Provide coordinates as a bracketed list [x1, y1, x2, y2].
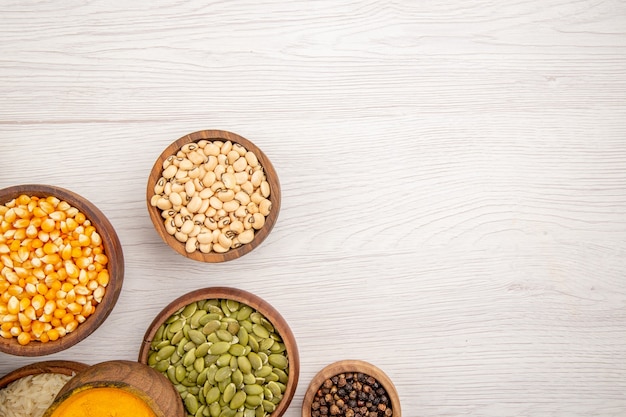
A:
[1, 1, 625, 416]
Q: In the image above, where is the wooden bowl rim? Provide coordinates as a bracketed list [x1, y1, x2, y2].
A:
[45, 360, 184, 417]
[0, 184, 125, 356]
[138, 287, 299, 417]
[146, 129, 281, 263]
[0, 360, 89, 389]
[301, 359, 402, 417]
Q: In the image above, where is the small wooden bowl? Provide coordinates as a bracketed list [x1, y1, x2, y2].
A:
[302, 360, 402, 417]
[138, 287, 299, 417]
[0, 360, 88, 389]
[42, 360, 185, 417]
[0, 184, 124, 356]
[146, 130, 281, 262]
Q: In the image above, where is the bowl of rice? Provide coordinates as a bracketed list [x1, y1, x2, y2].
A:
[0, 360, 87, 417]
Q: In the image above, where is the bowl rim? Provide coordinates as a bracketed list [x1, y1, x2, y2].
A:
[0, 184, 125, 356]
[146, 129, 281, 263]
[301, 359, 402, 417]
[0, 360, 89, 389]
[43, 360, 184, 417]
[138, 286, 299, 417]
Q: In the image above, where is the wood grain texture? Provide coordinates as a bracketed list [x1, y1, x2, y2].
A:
[1, 1, 625, 416]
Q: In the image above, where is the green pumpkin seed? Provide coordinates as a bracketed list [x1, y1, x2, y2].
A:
[243, 384, 263, 396]
[249, 312, 262, 324]
[267, 354, 288, 369]
[184, 340, 197, 352]
[259, 338, 274, 352]
[209, 401, 221, 417]
[184, 348, 197, 367]
[229, 343, 246, 357]
[167, 366, 178, 384]
[273, 368, 288, 384]
[170, 318, 185, 334]
[247, 335, 259, 352]
[205, 386, 221, 404]
[260, 318, 274, 333]
[216, 329, 233, 342]
[242, 372, 256, 385]
[194, 357, 205, 373]
[210, 341, 231, 355]
[157, 345, 176, 361]
[175, 364, 186, 382]
[222, 382, 236, 403]
[203, 320, 222, 335]
[171, 329, 185, 345]
[257, 352, 268, 365]
[266, 381, 281, 398]
[207, 364, 218, 385]
[199, 313, 220, 326]
[197, 368, 209, 386]
[148, 352, 158, 366]
[215, 366, 232, 382]
[229, 356, 238, 371]
[237, 356, 252, 374]
[227, 321, 240, 335]
[217, 353, 232, 368]
[237, 327, 249, 347]
[245, 394, 262, 407]
[263, 387, 273, 401]
[190, 310, 206, 328]
[229, 390, 246, 410]
[248, 352, 262, 370]
[265, 372, 279, 382]
[189, 329, 207, 345]
[240, 320, 252, 333]
[236, 306, 253, 321]
[155, 360, 170, 372]
[196, 342, 211, 357]
[255, 365, 272, 378]
[205, 354, 219, 366]
[231, 369, 243, 386]
[220, 408, 236, 417]
[155, 323, 166, 341]
[262, 400, 275, 413]
[207, 333, 220, 343]
[154, 339, 172, 350]
[226, 299, 239, 312]
[254, 406, 264, 417]
[251, 324, 269, 339]
[181, 302, 198, 318]
[218, 378, 230, 393]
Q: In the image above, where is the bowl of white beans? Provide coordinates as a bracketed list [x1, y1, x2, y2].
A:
[147, 130, 281, 263]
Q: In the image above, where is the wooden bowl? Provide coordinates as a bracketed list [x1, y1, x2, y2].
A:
[42, 360, 185, 417]
[147, 130, 281, 262]
[0, 360, 88, 389]
[138, 287, 299, 417]
[302, 360, 401, 417]
[0, 184, 124, 356]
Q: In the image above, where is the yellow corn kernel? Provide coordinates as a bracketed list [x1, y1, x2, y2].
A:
[26, 224, 38, 238]
[65, 320, 78, 333]
[42, 300, 56, 316]
[56, 299, 68, 309]
[1, 292, 12, 304]
[7, 296, 20, 315]
[75, 294, 87, 305]
[19, 297, 30, 311]
[66, 303, 82, 315]
[17, 331, 31, 345]
[71, 246, 82, 258]
[60, 282, 73, 293]
[18, 312, 31, 327]
[43, 242, 58, 255]
[0, 330, 13, 339]
[24, 306, 36, 321]
[24, 282, 37, 296]
[31, 321, 45, 338]
[8, 240, 20, 252]
[47, 328, 60, 341]
[41, 254, 61, 265]
[39, 332, 50, 343]
[65, 218, 78, 232]
[31, 294, 46, 310]
[77, 234, 90, 247]
[36, 282, 48, 295]
[51, 318, 61, 327]
[49, 211, 66, 222]
[39, 313, 52, 323]
[64, 261, 79, 279]
[75, 257, 91, 270]
[0, 243, 9, 254]
[1, 322, 12, 331]
[40, 218, 56, 233]
[66, 289, 76, 303]
[7, 284, 23, 296]
[54, 308, 67, 319]
[76, 314, 86, 323]
[0, 281, 9, 293]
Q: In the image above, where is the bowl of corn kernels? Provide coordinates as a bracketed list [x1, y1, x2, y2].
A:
[0, 184, 124, 356]
[146, 130, 281, 263]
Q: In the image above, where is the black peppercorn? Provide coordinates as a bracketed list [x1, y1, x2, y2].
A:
[310, 371, 393, 416]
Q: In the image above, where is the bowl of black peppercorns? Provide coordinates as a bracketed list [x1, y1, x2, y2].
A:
[302, 360, 401, 417]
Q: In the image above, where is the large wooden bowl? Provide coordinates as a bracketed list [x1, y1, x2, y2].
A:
[0, 360, 88, 389]
[302, 360, 402, 417]
[147, 130, 281, 262]
[0, 184, 124, 356]
[42, 360, 185, 417]
[138, 287, 299, 417]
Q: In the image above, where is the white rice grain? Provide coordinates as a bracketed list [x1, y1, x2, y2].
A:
[0, 373, 72, 417]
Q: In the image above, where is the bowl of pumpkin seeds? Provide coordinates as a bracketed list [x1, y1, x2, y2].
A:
[138, 287, 299, 417]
